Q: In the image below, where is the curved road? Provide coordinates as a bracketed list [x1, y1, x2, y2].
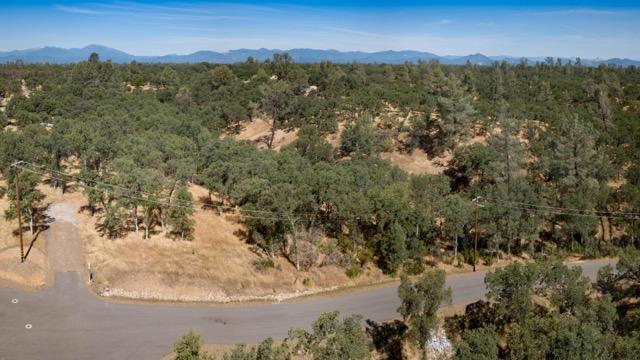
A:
[0, 259, 614, 360]
[0, 202, 616, 359]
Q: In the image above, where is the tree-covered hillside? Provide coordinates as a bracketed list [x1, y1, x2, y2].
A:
[1, 54, 639, 277]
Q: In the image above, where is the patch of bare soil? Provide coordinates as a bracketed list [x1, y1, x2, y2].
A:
[325, 121, 346, 149]
[20, 80, 32, 98]
[124, 82, 161, 92]
[232, 118, 299, 150]
[0, 94, 9, 113]
[45, 203, 85, 272]
[380, 148, 451, 175]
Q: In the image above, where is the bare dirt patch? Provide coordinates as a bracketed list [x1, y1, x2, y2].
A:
[232, 118, 299, 151]
[380, 148, 451, 175]
[20, 80, 32, 98]
[325, 121, 346, 149]
[124, 82, 161, 92]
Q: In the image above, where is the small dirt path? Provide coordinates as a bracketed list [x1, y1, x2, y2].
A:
[45, 203, 84, 272]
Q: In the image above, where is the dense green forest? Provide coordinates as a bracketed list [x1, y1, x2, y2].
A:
[171, 251, 640, 359]
[0, 53, 639, 276]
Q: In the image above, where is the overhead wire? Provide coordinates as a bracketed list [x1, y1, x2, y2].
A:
[12, 161, 640, 223]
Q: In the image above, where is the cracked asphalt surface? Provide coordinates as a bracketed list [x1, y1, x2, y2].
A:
[0, 259, 614, 360]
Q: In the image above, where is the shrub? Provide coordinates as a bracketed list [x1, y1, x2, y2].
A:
[253, 258, 276, 272]
[346, 265, 362, 278]
[403, 258, 425, 275]
[483, 253, 495, 267]
[297, 239, 318, 271]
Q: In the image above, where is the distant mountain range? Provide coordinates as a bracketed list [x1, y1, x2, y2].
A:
[1, 44, 638, 67]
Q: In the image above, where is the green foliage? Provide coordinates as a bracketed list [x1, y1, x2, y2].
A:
[340, 113, 379, 158]
[259, 81, 294, 149]
[222, 338, 290, 360]
[167, 185, 195, 240]
[455, 325, 498, 360]
[1, 58, 640, 284]
[288, 311, 371, 360]
[378, 222, 407, 274]
[403, 257, 426, 275]
[485, 262, 540, 323]
[101, 203, 123, 239]
[597, 249, 640, 333]
[3, 169, 44, 234]
[454, 258, 638, 359]
[286, 125, 333, 163]
[345, 265, 361, 278]
[252, 258, 276, 272]
[398, 270, 452, 351]
[173, 330, 210, 360]
[439, 194, 473, 264]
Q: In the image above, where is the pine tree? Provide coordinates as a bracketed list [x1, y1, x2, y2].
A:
[167, 185, 195, 240]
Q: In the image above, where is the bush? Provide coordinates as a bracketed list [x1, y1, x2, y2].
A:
[173, 330, 212, 360]
[462, 248, 475, 267]
[321, 239, 353, 268]
[483, 253, 495, 267]
[253, 258, 276, 272]
[403, 258, 425, 275]
[455, 325, 499, 360]
[297, 239, 318, 271]
[346, 265, 362, 278]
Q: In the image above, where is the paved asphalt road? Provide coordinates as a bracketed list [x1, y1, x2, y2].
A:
[0, 259, 614, 360]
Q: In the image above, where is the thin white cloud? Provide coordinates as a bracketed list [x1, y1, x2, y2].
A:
[55, 5, 104, 15]
[435, 19, 453, 25]
[325, 26, 389, 38]
[516, 8, 627, 16]
[55, 3, 250, 21]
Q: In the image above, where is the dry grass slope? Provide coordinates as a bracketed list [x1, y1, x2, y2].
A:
[75, 184, 385, 302]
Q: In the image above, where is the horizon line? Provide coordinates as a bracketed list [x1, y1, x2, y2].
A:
[0, 44, 636, 61]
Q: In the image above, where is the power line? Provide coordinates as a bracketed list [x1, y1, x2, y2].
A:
[13, 161, 640, 223]
[14, 162, 374, 222]
[483, 199, 640, 220]
[490, 198, 640, 217]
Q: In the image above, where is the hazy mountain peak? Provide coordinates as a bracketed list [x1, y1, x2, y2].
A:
[0, 45, 637, 67]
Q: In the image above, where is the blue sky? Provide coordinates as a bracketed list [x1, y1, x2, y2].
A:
[2, 1, 639, 58]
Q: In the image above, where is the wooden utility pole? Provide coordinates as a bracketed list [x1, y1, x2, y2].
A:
[473, 204, 478, 272]
[15, 171, 24, 263]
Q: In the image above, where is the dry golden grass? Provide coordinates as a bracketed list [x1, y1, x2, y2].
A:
[72, 183, 386, 302]
[380, 149, 450, 175]
[325, 121, 346, 149]
[0, 179, 18, 250]
[0, 246, 49, 288]
[0, 178, 52, 288]
[232, 118, 299, 151]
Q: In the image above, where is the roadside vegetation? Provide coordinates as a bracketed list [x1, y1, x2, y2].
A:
[172, 251, 640, 359]
[0, 53, 639, 291]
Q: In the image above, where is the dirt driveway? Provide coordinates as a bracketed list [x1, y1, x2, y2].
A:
[45, 203, 85, 273]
